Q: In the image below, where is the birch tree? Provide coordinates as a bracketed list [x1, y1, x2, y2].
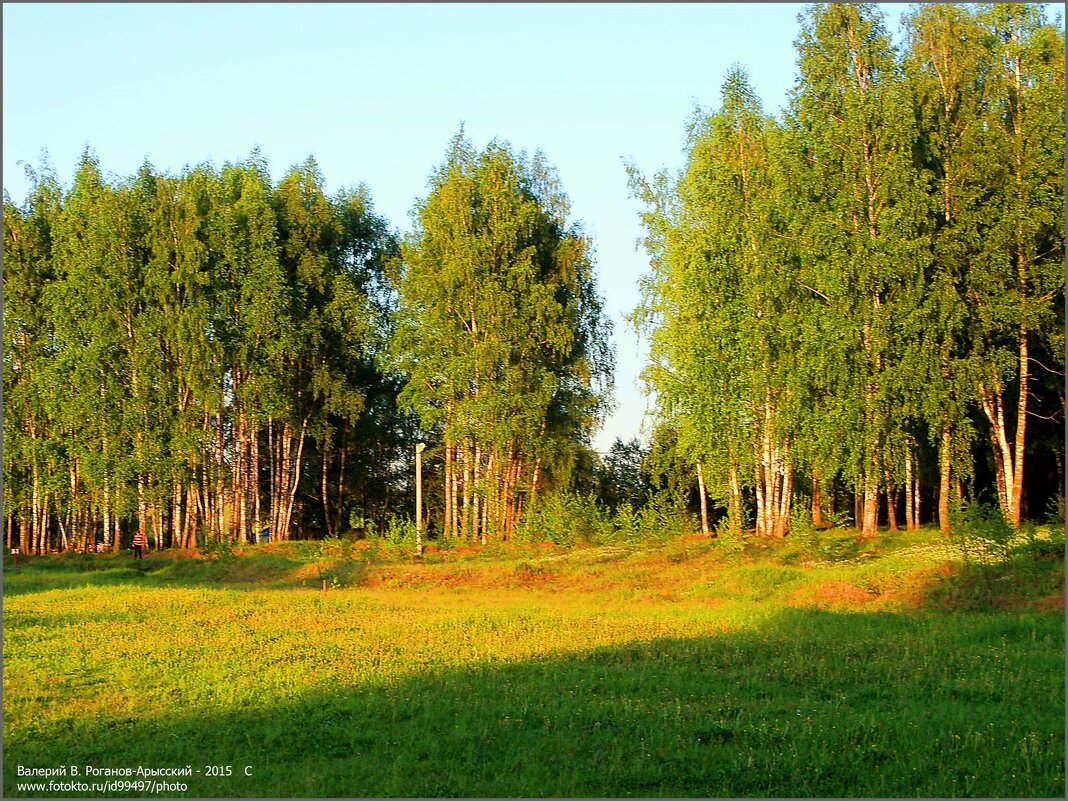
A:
[903, 3, 994, 532]
[631, 66, 802, 537]
[789, 3, 929, 539]
[968, 3, 1064, 527]
[393, 131, 612, 542]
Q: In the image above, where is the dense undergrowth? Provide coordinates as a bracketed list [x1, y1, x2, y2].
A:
[3, 524, 1063, 797]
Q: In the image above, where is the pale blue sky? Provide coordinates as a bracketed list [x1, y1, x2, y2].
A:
[4, 3, 931, 451]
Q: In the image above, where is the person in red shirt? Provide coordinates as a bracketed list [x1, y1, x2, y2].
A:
[133, 529, 146, 560]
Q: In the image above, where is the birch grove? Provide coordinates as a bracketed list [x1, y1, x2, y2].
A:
[629, 3, 1063, 538]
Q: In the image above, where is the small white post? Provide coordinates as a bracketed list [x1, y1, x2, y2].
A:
[415, 442, 426, 554]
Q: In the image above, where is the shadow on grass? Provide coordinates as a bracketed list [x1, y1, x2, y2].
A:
[4, 607, 1063, 798]
[919, 548, 1065, 613]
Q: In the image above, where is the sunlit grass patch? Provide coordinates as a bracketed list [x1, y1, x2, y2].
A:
[3, 528, 1063, 797]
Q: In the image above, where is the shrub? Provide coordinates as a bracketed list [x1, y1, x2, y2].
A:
[609, 502, 641, 544]
[636, 489, 694, 542]
[1044, 493, 1065, 526]
[1017, 522, 1066, 561]
[384, 515, 419, 548]
[346, 512, 374, 540]
[712, 521, 748, 555]
[315, 535, 346, 561]
[787, 507, 844, 560]
[951, 500, 1015, 564]
[787, 509, 818, 552]
[200, 539, 236, 561]
[516, 491, 612, 546]
[516, 488, 701, 546]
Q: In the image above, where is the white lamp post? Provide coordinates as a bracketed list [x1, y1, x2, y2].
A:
[415, 442, 426, 554]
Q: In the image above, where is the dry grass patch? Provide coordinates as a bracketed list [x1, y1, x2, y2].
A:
[789, 579, 876, 610]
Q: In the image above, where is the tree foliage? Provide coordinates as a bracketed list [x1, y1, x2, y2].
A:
[631, 2, 1063, 538]
[3, 150, 401, 552]
[392, 130, 614, 542]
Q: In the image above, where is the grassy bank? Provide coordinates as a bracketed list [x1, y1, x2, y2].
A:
[3, 527, 1063, 797]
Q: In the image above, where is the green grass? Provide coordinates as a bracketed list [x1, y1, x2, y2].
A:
[3, 527, 1064, 797]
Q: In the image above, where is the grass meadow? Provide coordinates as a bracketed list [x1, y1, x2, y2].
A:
[3, 527, 1064, 797]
